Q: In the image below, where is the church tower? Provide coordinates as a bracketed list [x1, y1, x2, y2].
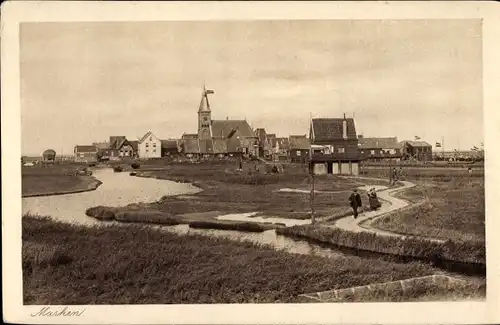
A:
[198, 84, 214, 141]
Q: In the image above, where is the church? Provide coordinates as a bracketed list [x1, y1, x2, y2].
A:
[181, 86, 259, 157]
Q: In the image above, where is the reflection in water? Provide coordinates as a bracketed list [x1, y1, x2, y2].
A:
[216, 213, 311, 227]
[22, 168, 200, 225]
[23, 168, 344, 260]
[164, 225, 345, 259]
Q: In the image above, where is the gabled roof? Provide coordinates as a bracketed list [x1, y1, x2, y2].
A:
[211, 120, 255, 139]
[129, 141, 139, 151]
[289, 135, 310, 150]
[109, 136, 126, 149]
[359, 137, 400, 149]
[139, 131, 160, 143]
[115, 138, 133, 150]
[75, 145, 97, 153]
[311, 118, 357, 142]
[266, 134, 277, 147]
[255, 128, 267, 143]
[276, 137, 290, 150]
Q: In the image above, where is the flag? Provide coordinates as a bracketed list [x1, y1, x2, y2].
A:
[414, 136, 421, 140]
[205, 89, 215, 95]
[435, 142, 442, 148]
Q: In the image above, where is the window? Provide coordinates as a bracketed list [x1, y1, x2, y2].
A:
[370, 150, 375, 155]
[146, 149, 149, 153]
[79, 153, 84, 158]
[153, 143, 156, 147]
[380, 150, 384, 155]
[153, 149, 156, 153]
[146, 143, 149, 147]
[338, 147, 345, 153]
[149, 137, 152, 141]
[296, 150, 301, 156]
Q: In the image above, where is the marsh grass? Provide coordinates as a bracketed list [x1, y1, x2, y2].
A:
[276, 225, 485, 265]
[371, 177, 485, 242]
[23, 215, 442, 304]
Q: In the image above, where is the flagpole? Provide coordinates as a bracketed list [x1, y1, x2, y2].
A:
[309, 112, 315, 225]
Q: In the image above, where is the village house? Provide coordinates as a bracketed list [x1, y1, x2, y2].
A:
[358, 136, 402, 162]
[74, 145, 98, 163]
[275, 137, 290, 162]
[161, 139, 181, 157]
[309, 115, 360, 175]
[108, 136, 137, 160]
[181, 85, 259, 158]
[138, 131, 162, 159]
[400, 140, 433, 162]
[255, 128, 273, 158]
[289, 135, 310, 164]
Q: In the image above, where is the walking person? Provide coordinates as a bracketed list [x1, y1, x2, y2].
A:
[349, 189, 363, 219]
[392, 167, 398, 185]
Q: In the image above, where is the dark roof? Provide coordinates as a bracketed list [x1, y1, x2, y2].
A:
[401, 140, 432, 148]
[161, 140, 179, 150]
[289, 135, 310, 150]
[276, 137, 290, 150]
[255, 128, 267, 143]
[75, 145, 97, 153]
[109, 136, 126, 149]
[129, 141, 139, 151]
[311, 118, 357, 142]
[211, 120, 255, 139]
[359, 137, 400, 149]
[266, 134, 277, 147]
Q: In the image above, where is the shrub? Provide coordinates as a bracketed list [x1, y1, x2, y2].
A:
[113, 166, 123, 173]
[131, 162, 140, 169]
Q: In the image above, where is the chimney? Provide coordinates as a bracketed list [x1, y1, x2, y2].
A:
[342, 120, 348, 139]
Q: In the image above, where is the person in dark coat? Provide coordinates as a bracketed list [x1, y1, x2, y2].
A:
[349, 189, 363, 219]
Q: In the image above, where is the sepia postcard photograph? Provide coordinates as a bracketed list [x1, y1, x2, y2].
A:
[2, 1, 500, 324]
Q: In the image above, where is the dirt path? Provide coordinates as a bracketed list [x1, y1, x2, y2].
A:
[330, 177, 444, 243]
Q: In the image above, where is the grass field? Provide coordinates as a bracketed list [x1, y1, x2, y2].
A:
[136, 161, 370, 219]
[22, 164, 99, 197]
[24, 215, 456, 304]
[371, 176, 485, 243]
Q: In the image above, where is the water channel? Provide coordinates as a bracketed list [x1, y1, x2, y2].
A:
[22, 168, 346, 260]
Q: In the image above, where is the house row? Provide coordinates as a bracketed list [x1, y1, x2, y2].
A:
[74, 134, 181, 162]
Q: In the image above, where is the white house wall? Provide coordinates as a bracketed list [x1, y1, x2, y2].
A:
[139, 133, 162, 159]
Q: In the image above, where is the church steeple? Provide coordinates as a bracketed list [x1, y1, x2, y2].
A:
[198, 83, 214, 140]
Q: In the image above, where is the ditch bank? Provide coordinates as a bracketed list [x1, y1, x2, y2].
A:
[22, 177, 103, 198]
[276, 225, 485, 276]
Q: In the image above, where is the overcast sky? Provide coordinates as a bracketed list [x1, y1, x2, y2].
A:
[20, 20, 482, 156]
